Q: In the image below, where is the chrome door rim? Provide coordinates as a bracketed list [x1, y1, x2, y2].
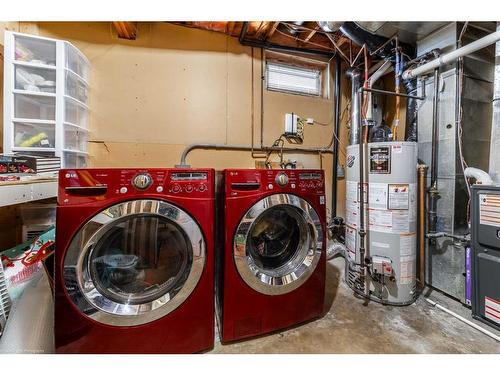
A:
[233, 194, 323, 295]
[63, 199, 205, 326]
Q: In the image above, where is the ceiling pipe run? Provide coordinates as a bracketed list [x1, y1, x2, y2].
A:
[402, 29, 500, 79]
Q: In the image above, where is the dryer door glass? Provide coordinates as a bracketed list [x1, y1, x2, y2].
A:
[234, 193, 323, 295]
[63, 199, 205, 327]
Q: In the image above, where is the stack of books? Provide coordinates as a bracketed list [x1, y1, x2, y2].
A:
[0, 154, 60, 175]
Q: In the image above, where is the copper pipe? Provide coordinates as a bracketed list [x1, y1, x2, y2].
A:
[418, 163, 428, 288]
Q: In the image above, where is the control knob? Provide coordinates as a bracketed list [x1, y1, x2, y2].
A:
[132, 173, 153, 190]
[275, 172, 289, 187]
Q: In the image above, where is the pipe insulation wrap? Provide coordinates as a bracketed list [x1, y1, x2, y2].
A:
[402, 30, 500, 79]
[464, 167, 494, 186]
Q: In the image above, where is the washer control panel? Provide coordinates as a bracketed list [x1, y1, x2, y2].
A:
[59, 168, 214, 205]
[169, 172, 209, 194]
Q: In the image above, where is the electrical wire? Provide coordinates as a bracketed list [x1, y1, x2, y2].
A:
[456, 22, 471, 222]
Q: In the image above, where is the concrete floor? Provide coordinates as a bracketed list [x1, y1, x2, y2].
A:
[211, 257, 500, 354]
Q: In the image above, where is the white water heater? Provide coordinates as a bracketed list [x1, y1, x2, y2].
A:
[345, 141, 418, 305]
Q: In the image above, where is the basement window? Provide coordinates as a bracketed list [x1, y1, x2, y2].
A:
[266, 62, 322, 97]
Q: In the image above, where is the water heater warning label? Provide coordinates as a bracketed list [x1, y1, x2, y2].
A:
[345, 226, 357, 261]
[388, 184, 410, 210]
[369, 146, 391, 174]
[479, 194, 500, 227]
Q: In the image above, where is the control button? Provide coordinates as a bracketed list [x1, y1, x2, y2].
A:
[185, 185, 194, 193]
[120, 187, 128, 194]
[198, 184, 207, 192]
[268, 183, 273, 189]
[275, 172, 289, 187]
[156, 186, 164, 193]
[132, 173, 153, 190]
[291, 183, 296, 189]
[172, 184, 181, 193]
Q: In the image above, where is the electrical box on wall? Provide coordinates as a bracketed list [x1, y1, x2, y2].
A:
[284, 113, 299, 135]
[284, 113, 304, 144]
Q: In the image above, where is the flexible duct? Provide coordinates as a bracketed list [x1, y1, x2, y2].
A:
[404, 78, 418, 141]
[464, 167, 493, 185]
[326, 239, 346, 260]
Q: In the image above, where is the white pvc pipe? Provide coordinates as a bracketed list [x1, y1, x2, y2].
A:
[464, 167, 494, 185]
[402, 29, 500, 80]
[426, 298, 500, 343]
[366, 60, 393, 120]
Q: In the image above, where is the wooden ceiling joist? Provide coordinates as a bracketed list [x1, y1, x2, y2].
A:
[255, 22, 270, 39]
[226, 21, 237, 36]
[265, 22, 280, 40]
[113, 22, 138, 40]
[303, 25, 319, 43]
[167, 22, 360, 59]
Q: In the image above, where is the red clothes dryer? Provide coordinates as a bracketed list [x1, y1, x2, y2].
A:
[55, 168, 214, 353]
[216, 169, 326, 342]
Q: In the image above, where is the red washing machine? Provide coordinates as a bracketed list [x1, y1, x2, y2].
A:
[216, 169, 326, 343]
[55, 168, 214, 353]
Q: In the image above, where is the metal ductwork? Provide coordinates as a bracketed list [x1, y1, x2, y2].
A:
[318, 21, 344, 33]
[415, 22, 496, 302]
[340, 22, 393, 58]
[346, 68, 363, 145]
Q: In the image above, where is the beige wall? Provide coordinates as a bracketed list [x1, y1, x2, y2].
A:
[0, 22, 351, 249]
[32, 22, 351, 215]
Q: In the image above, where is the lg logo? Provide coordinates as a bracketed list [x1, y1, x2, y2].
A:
[65, 172, 77, 178]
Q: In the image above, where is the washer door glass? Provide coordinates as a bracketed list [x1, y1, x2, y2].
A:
[234, 194, 323, 295]
[64, 199, 205, 327]
[89, 214, 192, 305]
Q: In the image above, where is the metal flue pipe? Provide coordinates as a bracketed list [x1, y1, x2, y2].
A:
[402, 29, 500, 79]
[332, 55, 342, 217]
[347, 68, 363, 145]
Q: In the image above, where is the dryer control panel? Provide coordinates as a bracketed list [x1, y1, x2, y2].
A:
[58, 168, 214, 205]
[225, 169, 325, 197]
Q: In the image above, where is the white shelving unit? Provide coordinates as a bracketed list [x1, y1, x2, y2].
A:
[0, 179, 57, 208]
[3, 32, 90, 168]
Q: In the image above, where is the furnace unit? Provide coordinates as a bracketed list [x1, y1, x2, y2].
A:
[471, 184, 500, 330]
